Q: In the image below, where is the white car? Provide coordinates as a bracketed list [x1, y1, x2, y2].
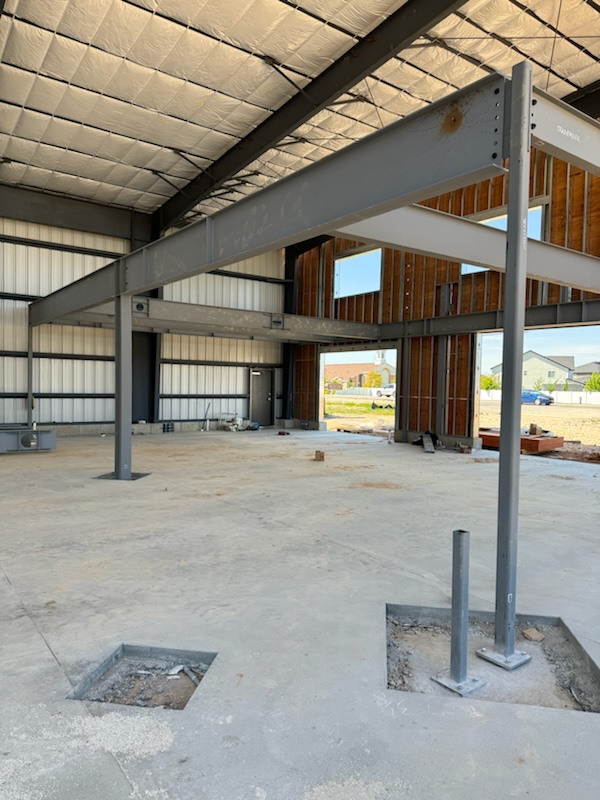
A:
[375, 384, 396, 398]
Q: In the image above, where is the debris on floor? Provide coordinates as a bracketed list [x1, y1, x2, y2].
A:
[79, 656, 210, 710]
[315, 450, 325, 461]
[523, 627, 545, 642]
[387, 615, 600, 712]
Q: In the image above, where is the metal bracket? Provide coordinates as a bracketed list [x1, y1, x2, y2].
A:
[476, 647, 531, 671]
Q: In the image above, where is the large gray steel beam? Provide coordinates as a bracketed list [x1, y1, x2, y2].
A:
[0, 185, 152, 245]
[531, 89, 600, 175]
[152, 0, 469, 231]
[29, 72, 507, 327]
[55, 298, 379, 344]
[107, 295, 600, 341]
[336, 204, 600, 293]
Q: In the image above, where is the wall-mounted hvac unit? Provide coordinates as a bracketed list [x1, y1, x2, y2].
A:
[0, 428, 57, 453]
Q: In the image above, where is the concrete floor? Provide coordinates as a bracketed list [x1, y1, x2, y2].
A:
[1, 430, 599, 800]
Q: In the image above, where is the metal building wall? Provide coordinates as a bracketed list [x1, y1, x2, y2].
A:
[0, 218, 126, 424]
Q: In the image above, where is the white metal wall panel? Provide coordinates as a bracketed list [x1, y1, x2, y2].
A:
[33, 359, 114, 395]
[161, 364, 246, 396]
[0, 399, 27, 425]
[160, 397, 247, 422]
[0, 356, 27, 392]
[216, 251, 284, 279]
[163, 271, 284, 312]
[35, 398, 115, 424]
[0, 218, 129, 254]
[0, 299, 29, 350]
[0, 242, 115, 296]
[35, 324, 115, 356]
[162, 335, 282, 364]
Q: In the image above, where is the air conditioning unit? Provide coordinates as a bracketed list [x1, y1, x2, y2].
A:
[0, 427, 57, 453]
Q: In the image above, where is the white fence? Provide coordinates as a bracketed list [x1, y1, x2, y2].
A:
[481, 390, 600, 405]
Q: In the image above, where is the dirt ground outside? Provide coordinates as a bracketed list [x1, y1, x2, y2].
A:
[324, 396, 600, 452]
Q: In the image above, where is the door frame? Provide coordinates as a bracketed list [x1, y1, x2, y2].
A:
[249, 367, 275, 426]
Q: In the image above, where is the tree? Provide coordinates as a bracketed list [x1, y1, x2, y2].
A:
[480, 374, 500, 391]
[563, 380, 569, 391]
[546, 381, 557, 394]
[363, 370, 383, 388]
[533, 377, 544, 391]
[347, 377, 353, 388]
[584, 372, 600, 392]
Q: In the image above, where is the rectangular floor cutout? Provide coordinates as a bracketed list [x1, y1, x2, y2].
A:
[386, 605, 600, 712]
[68, 644, 217, 710]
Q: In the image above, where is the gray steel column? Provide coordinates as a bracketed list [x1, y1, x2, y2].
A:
[114, 293, 133, 480]
[478, 62, 533, 670]
[432, 530, 484, 696]
[26, 325, 33, 428]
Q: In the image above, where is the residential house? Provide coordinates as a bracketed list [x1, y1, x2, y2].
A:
[324, 360, 396, 389]
[491, 351, 578, 389]
[572, 361, 600, 385]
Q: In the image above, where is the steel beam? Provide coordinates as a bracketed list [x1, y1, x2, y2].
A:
[336, 204, 600, 294]
[564, 80, 600, 120]
[0, 185, 152, 245]
[478, 62, 532, 671]
[55, 298, 379, 344]
[29, 73, 507, 326]
[114, 294, 133, 481]
[55, 297, 600, 342]
[532, 89, 600, 175]
[152, 0, 469, 231]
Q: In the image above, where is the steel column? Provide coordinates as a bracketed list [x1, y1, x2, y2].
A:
[478, 63, 533, 670]
[26, 325, 33, 427]
[114, 294, 133, 481]
[433, 530, 485, 695]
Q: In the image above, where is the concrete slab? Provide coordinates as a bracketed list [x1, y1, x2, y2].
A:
[1, 431, 599, 799]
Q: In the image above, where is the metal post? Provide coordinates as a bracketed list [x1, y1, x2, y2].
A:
[114, 293, 133, 480]
[26, 325, 33, 428]
[451, 529, 469, 684]
[477, 62, 533, 670]
[432, 530, 484, 696]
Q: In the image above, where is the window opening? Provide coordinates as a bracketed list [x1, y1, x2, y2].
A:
[334, 249, 382, 299]
[461, 206, 544, 275]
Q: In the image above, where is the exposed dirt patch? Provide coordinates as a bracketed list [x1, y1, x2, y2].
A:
[351, 481, 401, 490]
[387, 616, 600, 712]
[536, 443, 600, 463]
[82, 656, 209, 710]
[471, 458, 498, 463]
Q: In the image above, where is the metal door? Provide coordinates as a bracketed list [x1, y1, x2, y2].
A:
[250, 369, 274, 426]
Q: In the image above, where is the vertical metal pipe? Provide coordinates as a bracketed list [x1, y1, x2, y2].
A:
[450, 529, 470, 684]
[26, 324, 33, 428]
[115, 293, 133, 480]
[480, 63, 532, 669]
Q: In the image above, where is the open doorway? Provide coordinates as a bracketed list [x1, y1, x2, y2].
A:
[319, 347, 398, 432]
[477, 326, 600, 457]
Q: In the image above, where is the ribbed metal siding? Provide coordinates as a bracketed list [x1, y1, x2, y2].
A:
[0, 299, 29, 350]
[164, 273, 283, 312]
[0, 218, 128, 254]
[35, 398, 115, 424]
[162, 335, 282, 364]
[164, 250, 284, 311]
[35, 325, 114, 356]
[0, 243, 115, 296]
[0, 223, 127, 425]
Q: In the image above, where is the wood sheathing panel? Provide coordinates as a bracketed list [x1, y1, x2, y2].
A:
[294, 344, 317, 421]
[293, 150, 599, 431]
